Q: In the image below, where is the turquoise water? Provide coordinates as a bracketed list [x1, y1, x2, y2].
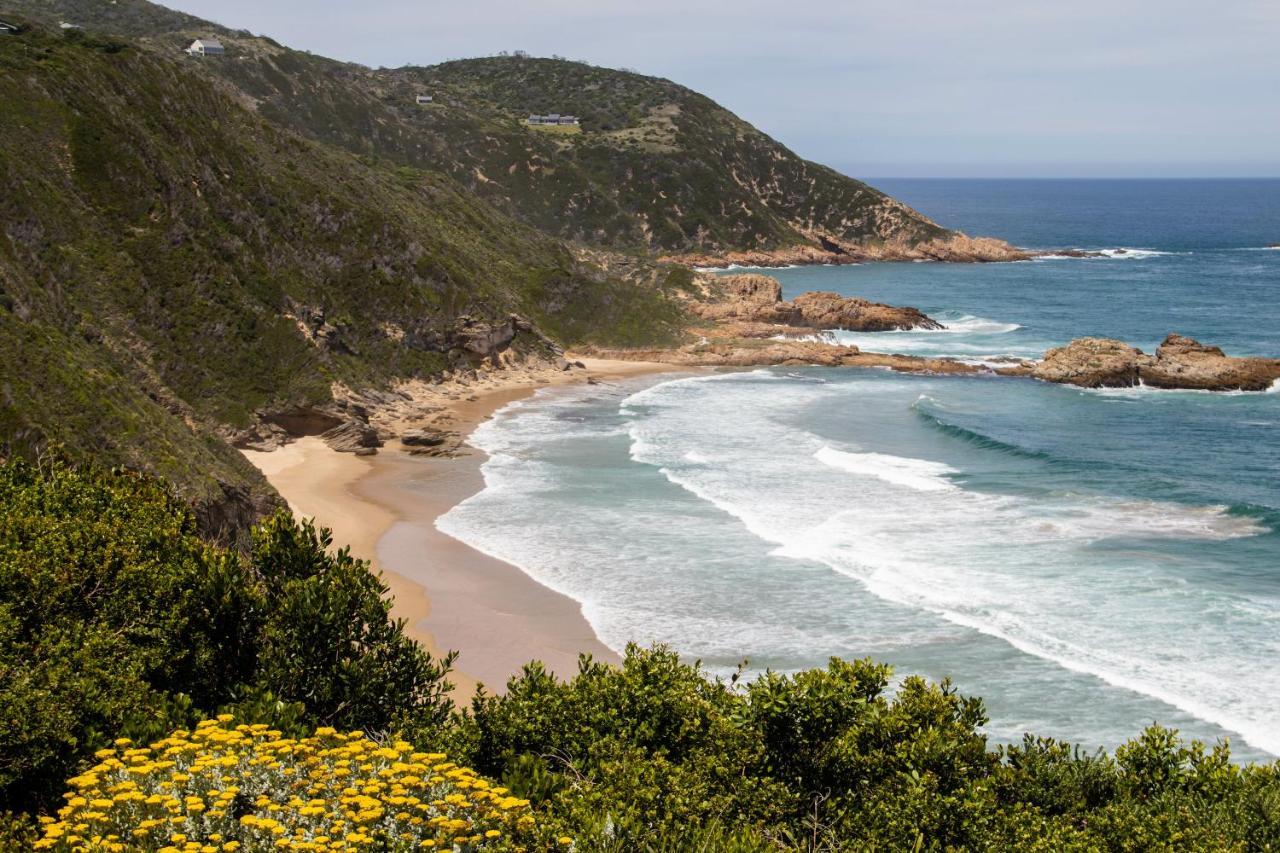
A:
[438, 180, 1280, 760]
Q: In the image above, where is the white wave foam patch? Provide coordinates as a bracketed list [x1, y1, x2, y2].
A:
[620, 372, 1278, 755]
[440, 370, 1280, 757]
[1038, 248, 1180, 261]
[815, 446, 958, 492]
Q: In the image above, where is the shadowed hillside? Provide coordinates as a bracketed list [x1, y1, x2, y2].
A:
[0, 23, 686, 533]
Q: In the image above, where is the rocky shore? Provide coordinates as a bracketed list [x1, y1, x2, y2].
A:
[665, 233, 1033, 268]
[236, 274, 1280, 463]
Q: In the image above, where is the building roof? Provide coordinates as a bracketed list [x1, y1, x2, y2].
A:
[191, 38, 225, 49]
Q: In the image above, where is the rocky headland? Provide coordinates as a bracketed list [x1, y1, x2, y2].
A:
[666, 233, 1033, 268]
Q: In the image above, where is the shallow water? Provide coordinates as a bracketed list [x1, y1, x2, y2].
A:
[438, 180, 1280, 760]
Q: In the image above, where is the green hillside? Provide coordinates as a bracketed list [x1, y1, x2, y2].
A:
[5, 0, 975, 258]
[0, 24, 685, 532]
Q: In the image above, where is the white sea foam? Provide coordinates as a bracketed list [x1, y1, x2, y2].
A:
[617, 372, 1279, 755]
[815, 446, 958, 492]
[1037, 247, 1179, 261]
[438, 370, 1280, 757]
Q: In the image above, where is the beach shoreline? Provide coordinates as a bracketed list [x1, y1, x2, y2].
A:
[242, 357, 681, 695]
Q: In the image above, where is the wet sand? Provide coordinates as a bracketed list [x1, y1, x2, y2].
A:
[243, 358, 679, 694]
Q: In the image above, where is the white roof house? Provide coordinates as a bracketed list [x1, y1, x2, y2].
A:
[415, 94, 433, 104]
[0, 19, 21, 34]
[185, 38, 225, 57]
[526, 113, 580, 126]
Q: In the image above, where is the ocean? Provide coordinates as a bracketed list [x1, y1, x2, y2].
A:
[437, 179, 1280, 761]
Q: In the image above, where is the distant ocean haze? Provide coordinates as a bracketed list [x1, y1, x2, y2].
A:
[437, 179, 1280, 760]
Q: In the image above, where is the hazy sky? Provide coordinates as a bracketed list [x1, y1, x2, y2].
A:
[167, 1, 1279, 177]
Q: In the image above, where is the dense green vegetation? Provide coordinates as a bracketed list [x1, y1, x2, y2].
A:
[0, 459, 453, 818]
[8, 0, 955, 255]
[0, 24, 686, 531]
[3, 460, 1279, 850]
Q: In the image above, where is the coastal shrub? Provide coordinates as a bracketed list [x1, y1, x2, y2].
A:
[32, 717, 538, 851]
[464, 647, 1280, 850]
[0, 460, 453, 815]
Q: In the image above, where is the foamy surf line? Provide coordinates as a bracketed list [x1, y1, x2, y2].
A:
[620, 372, 1278, 756]
[1036, 247, 1184, 260]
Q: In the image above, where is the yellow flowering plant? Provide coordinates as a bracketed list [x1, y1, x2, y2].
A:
[34, 717, 544, 852]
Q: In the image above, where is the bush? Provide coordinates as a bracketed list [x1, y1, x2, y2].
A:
[0, 461, 453, 814]
[32, 717, 539, 851]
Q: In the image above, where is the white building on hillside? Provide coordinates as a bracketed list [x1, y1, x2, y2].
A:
[415, 94, 433, 104]
[526, 113, 580, 126]
[185, 38, 225, 57]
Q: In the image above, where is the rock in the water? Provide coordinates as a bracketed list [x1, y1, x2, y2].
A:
[1140, 334, 1280, 391]
[1028, 338, 1142, 388]
[789, 291, 943, 331]
[1021, 333, 1280, 392]
[321, 419, 383, 453]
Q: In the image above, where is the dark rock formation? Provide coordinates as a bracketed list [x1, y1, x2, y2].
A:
[401, 428, 448, 448]
[320, 419, 382, 453]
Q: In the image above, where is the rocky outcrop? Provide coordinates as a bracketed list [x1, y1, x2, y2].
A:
[1004, 334, 1280, 392]
[789, 292, 943, 331]
[693, 274, 941, 332]
[1018, 338, 1144, 388]
[1141, 334, 1280, 391]
[399, 426, 462, 456]
[320, 419, 382, 454]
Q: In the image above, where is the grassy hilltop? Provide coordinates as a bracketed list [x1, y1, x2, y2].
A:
[8, 0, 964, 258]
[0, 23, 685, 532]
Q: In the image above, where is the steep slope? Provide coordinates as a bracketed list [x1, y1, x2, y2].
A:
[0, 25, 686, 532]
[5, 0, 1021, 261]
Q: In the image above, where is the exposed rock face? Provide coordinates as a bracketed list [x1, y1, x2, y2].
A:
[1024, 338, 1144, 388]
[1141, 334, 1280, 391]
[693, 274, 941, 332]
[450, 314, 549, 366]
[1007, 334, 1280, 392]
[320, 419, 383, 453]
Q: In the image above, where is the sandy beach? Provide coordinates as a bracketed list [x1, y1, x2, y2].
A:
[243, 357, 679, 695]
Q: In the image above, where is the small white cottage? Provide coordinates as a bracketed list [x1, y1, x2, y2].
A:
[185, 38, 225, 57]
[415, 94, 433, 105]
